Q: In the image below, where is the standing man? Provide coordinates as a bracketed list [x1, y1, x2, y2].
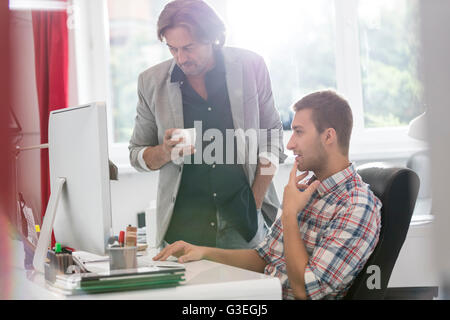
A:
[129, 0, 286, 249]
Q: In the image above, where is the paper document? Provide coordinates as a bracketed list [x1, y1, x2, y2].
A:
[72, 251, 184, 273]
[72, 251, 109, 273]
[137, 255, 184, 268]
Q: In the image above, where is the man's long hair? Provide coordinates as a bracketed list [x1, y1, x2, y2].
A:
[157, 0, 226, 48]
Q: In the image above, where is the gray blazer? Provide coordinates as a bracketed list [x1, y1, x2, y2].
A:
[129, 47, 287, 246]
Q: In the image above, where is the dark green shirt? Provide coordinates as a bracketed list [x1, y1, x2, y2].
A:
[164, 50, 258, 247]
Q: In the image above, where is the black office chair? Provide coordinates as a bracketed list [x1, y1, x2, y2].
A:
[344, 162, 420, 300]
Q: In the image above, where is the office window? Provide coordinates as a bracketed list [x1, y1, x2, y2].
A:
[225, 0, 336, 129]
[107, 0, 336, 142]
[358, 0, 425, 128]
[80, 0, 426, 161]
[108, 0, 170, 143]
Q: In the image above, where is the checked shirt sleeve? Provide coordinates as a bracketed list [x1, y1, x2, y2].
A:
[303, 192, 381, 300]
[254, 217, 283, 264]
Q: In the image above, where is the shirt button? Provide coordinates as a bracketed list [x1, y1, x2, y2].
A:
[212, 164, 216, 168]
[210, 222, 215, 227]
[213, 193, 217, 197]
[208, 107, 212, 111]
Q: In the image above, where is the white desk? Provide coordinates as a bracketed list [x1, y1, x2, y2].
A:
[10, 242, 282, 300]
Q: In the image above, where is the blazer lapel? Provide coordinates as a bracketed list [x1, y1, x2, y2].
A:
[224, 50, 245, 131]
[167, 61, 184, 129]
[224, 49, 247, 168]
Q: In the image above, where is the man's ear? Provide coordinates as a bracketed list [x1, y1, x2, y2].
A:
[322, 128, 337, 146]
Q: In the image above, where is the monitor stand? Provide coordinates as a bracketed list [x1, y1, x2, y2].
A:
[32, 177, 66, 273]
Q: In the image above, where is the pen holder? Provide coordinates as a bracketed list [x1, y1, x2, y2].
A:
[44, 249, 75, 283]
[108, 246, 137, 270]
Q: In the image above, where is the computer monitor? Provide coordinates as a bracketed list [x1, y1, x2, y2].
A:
[33, 102, 113, 272]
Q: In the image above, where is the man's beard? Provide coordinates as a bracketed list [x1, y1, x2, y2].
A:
[299, 146, 328, 176]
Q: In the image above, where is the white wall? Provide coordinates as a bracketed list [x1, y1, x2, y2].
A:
[388, 222, 439, 288]
[420, 0, 450, 297]
[111, 171, 159, 234]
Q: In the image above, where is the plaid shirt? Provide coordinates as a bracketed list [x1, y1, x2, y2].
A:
[255, 163, 381, 300]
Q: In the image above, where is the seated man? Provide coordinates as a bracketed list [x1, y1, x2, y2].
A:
[153, 90, 382, 300]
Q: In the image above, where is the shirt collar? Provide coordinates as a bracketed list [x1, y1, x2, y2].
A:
[170, 63, 185, 83]
[170, 48, 225, 83]
[308, 163, 356, 198]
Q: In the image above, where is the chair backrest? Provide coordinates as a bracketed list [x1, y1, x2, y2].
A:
[344, 162, 420, 299]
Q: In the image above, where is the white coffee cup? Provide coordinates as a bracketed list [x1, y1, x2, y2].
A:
[171, 128, 196, 147]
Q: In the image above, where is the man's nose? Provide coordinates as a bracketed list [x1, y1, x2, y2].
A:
[286, 134, 295, 151]
[177, 49, 188, 65]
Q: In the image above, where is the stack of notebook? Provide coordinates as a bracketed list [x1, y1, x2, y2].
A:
[45, 250, 186, 295]
[46, 266, 185, 295]
[76, 266, 185, 294]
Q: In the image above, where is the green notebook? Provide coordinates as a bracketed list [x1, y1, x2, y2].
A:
[76, 266, 186, 294]
[77, 273, 185, 294]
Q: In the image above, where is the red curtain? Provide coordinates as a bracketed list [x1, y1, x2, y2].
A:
[32, 8, 69, 248]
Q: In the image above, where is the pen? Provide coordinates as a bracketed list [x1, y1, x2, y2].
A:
[148, 264, 184, 268]
[72, 255, 88, 273]
[54, 243, 63, 272]
[82, 258, 110, 263]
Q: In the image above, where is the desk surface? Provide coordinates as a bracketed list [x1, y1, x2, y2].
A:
[73, 259, 281, 300]
[10, 243, 282, 300]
